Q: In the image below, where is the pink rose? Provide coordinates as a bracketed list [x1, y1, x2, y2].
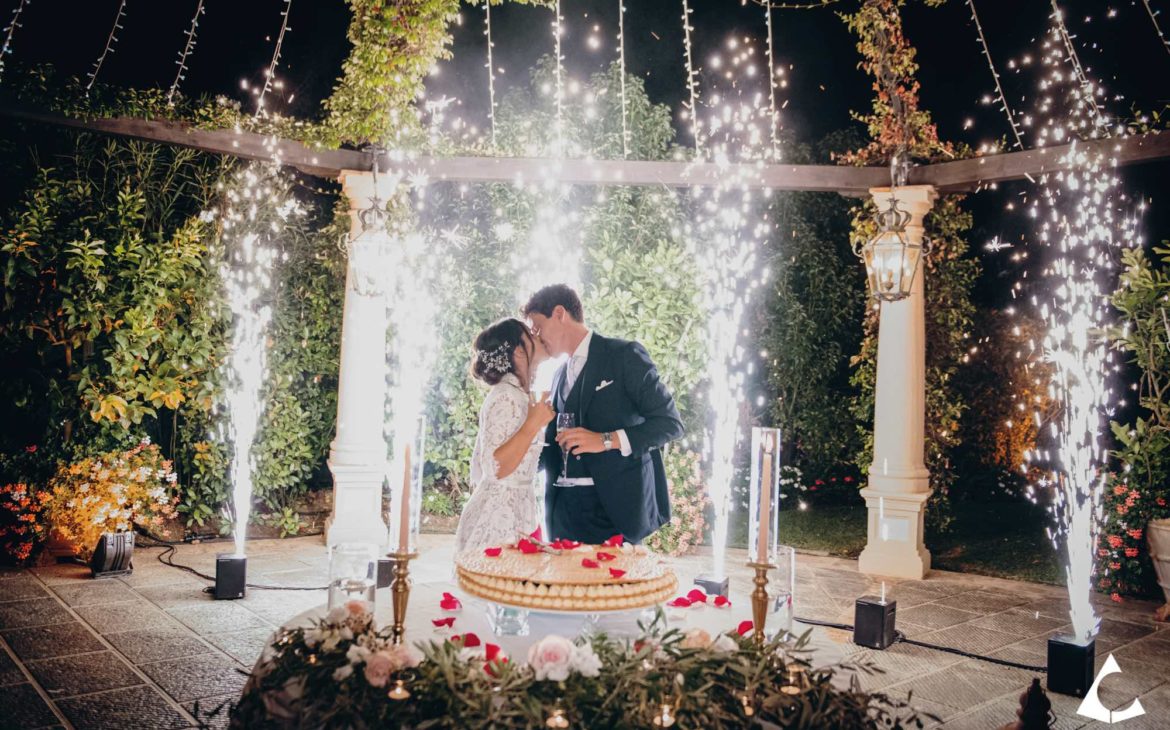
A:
[363, 651, 395, 687]
[681, 629, 711, 649]
[527, 635, 574, 681]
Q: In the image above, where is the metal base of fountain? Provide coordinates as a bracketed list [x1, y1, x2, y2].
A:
[1047, 634, 1095, 698]
[694, 574, 729, 597]
[854, 595, 897, 650]
[215, 554, 247, 600]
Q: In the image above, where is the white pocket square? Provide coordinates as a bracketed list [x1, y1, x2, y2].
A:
[595, 380, 614, 392]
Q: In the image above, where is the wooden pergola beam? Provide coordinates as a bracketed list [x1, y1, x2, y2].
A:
[3, 106, 1168, 195]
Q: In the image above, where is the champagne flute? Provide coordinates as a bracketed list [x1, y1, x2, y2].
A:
[557, 412, 576, 481]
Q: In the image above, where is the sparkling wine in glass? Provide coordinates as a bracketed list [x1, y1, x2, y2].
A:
[557, 412, 576, 481]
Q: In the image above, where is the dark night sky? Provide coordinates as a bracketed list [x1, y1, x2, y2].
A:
[7, 0, 1170, 307]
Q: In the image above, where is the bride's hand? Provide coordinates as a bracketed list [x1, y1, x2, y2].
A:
[526, 391, 555, 430]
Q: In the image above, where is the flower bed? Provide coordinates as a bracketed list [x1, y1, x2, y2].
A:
[231, 602, 932, 729]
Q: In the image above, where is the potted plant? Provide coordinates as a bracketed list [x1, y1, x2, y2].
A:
[1107, 245, 1170, 617]
[44, 439, 179, 576]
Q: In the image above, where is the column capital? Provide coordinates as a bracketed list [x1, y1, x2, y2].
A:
[868, 185, 938, 227]
[339, 169, 404, 213]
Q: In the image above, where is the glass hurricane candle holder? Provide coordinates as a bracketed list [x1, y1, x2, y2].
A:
[328, 542, 378, 609]
[766, 544, 796, 640]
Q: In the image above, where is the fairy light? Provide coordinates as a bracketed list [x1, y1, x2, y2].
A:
[484, 0, 497, 147]
[168, 0, 206, 106]
[0, 0, 29, 83]
[86, 0, 128, 92]
[1141, 0, 1170, 58]
[618, 0, 629, 158]
[256, 0, 294, 117]
[1020, 17, 1143, 643]
[966, 0, 1024, 149]
[681, 0, 702, 154]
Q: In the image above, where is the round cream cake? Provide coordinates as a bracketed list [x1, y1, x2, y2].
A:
[455, 544, 677, 612]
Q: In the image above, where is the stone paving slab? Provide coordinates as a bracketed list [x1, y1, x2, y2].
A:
[0, 534, 1166, 728]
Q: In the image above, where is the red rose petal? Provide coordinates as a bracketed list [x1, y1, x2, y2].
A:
[432, 617, 456, 628]
[550, 539, 581, 550]
[439, 592, 462, 611]
[484, 643, 503, 662]
[484, 547, 502, 557]
[686, 588, 708, 604]
[517, 539, 541, 554]
[450, 632, 481, 648]
[484, 656, 509, 678]
[736, 620, 754, 636]
[529, 526, 543, 542]
[713, 595, 732, 608]
[667, 597, 693, 608]
[596, 551, 617, 561]
[609, 568, 626, 579]
[581, 558, 600, 569]
[602, 533, 625, 547]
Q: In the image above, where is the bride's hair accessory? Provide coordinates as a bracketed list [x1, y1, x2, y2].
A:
[476, 342, 513, 375]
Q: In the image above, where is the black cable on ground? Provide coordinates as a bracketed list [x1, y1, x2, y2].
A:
[794, 615, 1047, 674]
[137, 534, 328, 591]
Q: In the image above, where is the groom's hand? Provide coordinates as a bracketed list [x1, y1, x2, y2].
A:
[555, 428, 606, 455]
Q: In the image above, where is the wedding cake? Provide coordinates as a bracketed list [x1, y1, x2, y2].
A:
[455, 539, 677, 612]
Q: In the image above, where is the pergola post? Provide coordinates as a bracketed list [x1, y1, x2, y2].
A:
[857, 184, 937, 580]
[325, 170, 394, 548]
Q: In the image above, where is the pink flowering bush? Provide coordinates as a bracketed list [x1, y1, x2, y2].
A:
[647, 448, 709, 557]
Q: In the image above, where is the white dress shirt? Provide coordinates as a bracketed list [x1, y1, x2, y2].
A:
[560, 330, 632, 457]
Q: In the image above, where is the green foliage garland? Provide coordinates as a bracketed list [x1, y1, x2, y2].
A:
[229, 606, 933, 729]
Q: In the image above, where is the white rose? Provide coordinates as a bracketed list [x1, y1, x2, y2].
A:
[333, 665, 354, 682]
[681, 629, 712, 649]
[711, 634, 738, 653]
[527, 635, 575, 682]
[346, 644, 370, 665]
[570, 643, 602, 678]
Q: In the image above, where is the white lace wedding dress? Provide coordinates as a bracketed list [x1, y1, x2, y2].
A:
[454, 373, 544, 552]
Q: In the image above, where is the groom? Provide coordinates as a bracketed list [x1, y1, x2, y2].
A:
[523, 284, 684, 545]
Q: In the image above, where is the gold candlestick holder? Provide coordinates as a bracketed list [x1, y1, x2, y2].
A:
[388, 550, 418, 645]
[746, 561, 776, 647]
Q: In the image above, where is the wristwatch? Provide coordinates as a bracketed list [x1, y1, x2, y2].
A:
[602, 432, 614, 451]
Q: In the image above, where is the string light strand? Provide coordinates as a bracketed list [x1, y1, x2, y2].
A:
[965, 0, 1024, 149]
[0, 0, 30, 82]
[256, 0, 294, 118]
[1048, 0, 1103, 123]
[553, 0, 564, 151]
[484, 0, 496, 147]
[681, 0, 701, 154]
[763, 0, 779, 157]
[1141, 0, 1170, 58]
[618, 0, 629, 158]
[86, 0, 128, 92]
[168, 0, 206, 106]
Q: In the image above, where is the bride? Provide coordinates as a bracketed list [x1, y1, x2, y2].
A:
[454, 318, 554, 551]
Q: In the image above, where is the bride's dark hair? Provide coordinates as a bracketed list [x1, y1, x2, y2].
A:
[471, 318, 533, 386]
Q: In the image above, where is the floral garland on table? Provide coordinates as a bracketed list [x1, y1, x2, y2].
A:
[231, 601, 933, 729]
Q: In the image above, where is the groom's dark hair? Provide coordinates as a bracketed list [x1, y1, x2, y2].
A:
[522, 284, 583, 322]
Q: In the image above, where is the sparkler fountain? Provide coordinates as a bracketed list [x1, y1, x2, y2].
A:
[215, 163, 296, 597]
[1020, 9, 1143, 695]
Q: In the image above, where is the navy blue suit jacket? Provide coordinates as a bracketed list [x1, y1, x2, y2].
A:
[542, 333, 684, 543]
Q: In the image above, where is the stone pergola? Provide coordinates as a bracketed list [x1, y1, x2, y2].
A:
[8, 107, 1170, 579]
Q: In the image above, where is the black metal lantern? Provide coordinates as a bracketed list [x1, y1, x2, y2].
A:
[853, 195, 924, 303]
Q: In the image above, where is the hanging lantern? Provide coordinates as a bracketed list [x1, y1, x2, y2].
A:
[853, 194, 923, 303]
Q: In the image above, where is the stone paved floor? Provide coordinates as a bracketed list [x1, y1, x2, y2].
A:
[0, 534, 1166, 729]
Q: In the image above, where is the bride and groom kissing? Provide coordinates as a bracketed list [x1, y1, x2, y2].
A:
[454, 284, 684, 553]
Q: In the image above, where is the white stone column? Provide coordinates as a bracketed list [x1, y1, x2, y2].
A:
[857, 185, 937, 580]
[325, 170, 395, 548]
